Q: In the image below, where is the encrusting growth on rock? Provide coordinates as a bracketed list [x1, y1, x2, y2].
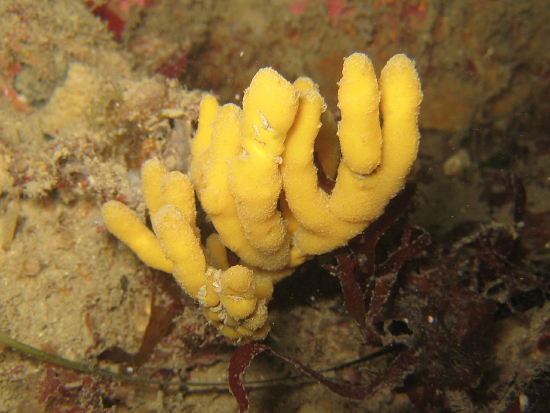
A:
[101, 52, 423, 343]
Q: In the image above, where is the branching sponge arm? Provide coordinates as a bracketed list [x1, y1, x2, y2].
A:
[337, 53, 382, 175]
[190, 95, 219, 193]
[153, 205, 214, 303]
[281, 53, 422, 255]
[329, 54, 422, 223]
[101, 201, 173, 273]
[228, 68, 298, 256]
